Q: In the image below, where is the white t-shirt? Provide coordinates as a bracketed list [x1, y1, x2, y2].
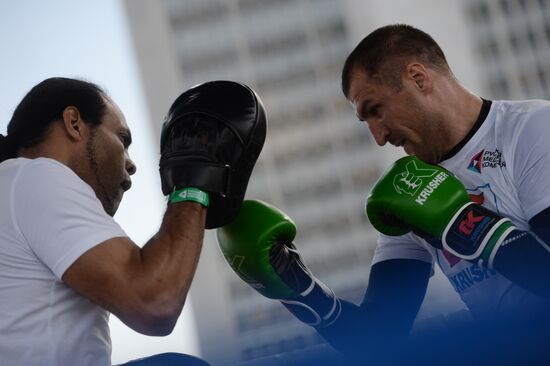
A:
[0, 157, 127, 366]
[372, 99, 550, 320]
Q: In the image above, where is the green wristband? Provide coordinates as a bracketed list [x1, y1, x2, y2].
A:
[169, 188, 209, 207]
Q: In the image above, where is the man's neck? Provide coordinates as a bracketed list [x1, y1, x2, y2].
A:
[439, 86, 483, 161]
[436, 81, 484, 161]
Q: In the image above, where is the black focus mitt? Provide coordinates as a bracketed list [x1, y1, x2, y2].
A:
[159, 80, 267, 229]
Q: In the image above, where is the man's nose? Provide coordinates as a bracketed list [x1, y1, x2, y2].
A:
[368, 120, 390, 146]
[126, 157, 137, 176]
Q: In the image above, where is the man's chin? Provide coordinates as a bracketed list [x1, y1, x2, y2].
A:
[104, 205, 117, 217]
[104, 197, 121, 217]
[111, 199, 123, 217]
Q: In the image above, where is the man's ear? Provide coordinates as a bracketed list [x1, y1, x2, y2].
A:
[61, 106, 87, 141]
[406, 63, 431, 92]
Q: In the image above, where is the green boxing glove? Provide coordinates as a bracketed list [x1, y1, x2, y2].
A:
[367, 156, 516, 268]
[217, 200, 341, 328]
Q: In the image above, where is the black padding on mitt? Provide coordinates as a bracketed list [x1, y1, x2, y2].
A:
[160, 80, 267, 229]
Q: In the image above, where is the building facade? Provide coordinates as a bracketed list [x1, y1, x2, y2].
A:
[462, 0, 550, 99]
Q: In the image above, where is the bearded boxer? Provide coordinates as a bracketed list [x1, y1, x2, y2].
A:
[218, 25, 550, 365]
[0, 78, 266, 366]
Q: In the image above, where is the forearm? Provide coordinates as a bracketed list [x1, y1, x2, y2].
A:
[142, 202, 205, 301]
[316, 260, 428, 360]
[491, 229, 550, 298]
[115, 202, 206, 334]
[316, 299, 411, 359]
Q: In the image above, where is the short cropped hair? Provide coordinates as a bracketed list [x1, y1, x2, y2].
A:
[0, 77, 108, 162]
[341, 24, 451, 97]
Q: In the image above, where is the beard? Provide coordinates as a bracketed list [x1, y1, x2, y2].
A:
[86, 129, 119, 216]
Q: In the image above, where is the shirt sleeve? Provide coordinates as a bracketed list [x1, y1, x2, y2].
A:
[372, 232, 434, 267]
[12, 159, 127, 279]
[511, 105, 550, 220]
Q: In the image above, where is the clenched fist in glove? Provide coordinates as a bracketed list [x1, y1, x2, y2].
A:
[160, 81, 267, 228]
[217, 200, 342, 328]
[367, 156, 517, 267]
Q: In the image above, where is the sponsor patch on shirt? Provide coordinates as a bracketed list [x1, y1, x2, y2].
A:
[467, 148, 506, 174]
[468, 149, 484, 173]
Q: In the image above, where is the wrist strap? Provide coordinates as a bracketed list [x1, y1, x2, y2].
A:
[280, 279, 342, 328]
[442, 203, 515, 267]
[169, 187, 209, 207]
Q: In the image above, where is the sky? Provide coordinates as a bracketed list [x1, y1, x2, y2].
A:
[0, 1, 199, 363]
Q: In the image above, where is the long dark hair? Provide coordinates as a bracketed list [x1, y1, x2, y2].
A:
[0, 77, 108, 162]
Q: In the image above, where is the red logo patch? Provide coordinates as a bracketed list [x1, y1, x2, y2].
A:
[459, 211, 484, 236]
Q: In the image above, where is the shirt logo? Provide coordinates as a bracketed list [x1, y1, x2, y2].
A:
[467, 148, 506, 174]
[468, 149, 484, 173]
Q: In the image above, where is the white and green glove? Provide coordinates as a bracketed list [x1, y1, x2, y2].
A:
[217, 200, 341, 328]
[367, 156, 516, 268]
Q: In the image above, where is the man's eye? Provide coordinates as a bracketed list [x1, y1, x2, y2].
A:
[368, 105, 380, 117]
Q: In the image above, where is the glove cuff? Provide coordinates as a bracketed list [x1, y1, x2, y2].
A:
[280, 278, 342, 328]
[442, 203, 516, 267]
[169, 187, 210, 207]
